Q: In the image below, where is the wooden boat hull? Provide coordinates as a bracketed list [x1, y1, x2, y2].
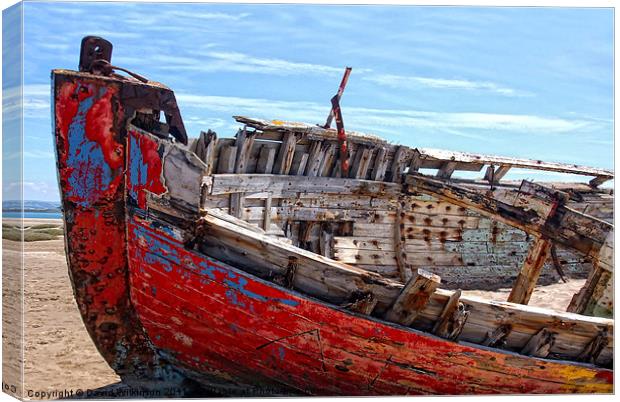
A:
[52, 69, 613, 395]
[127, 216, 612, 395]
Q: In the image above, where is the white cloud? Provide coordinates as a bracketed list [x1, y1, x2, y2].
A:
[364, 74, 531, 97]
[177, 93, 596, 136]
[155, 51, 358, 77]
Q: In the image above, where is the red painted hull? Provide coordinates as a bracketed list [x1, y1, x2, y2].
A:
[125, 216, 612, 395]
[53, 70, 613, 396]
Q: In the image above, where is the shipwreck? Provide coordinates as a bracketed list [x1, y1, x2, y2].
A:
[51, 36, 614, 395]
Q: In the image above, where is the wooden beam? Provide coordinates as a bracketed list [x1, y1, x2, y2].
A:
[293, 153, 309, 176]
[436, 161, 458, 179]
[507, 237, 552, 305]
[383, 269, 441, 326]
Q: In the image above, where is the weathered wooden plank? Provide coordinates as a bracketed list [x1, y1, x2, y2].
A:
[201, 130, 218, 175]
[229, 193, 243, 219]
[304, 141, 324, 177]
[507, 238, 552, 305]
[393, 207, 410, 282]
[350, 147, 373, 179]
[521, 328, 556, 358]
[417, 147, 613, 179]
[432, 290, 469, 341]
[389, 146, 411, 183]
[318, 143, 337, 177]
[210, 174, 403, 197]
[371, 147, 389, 181]
[405, 174, 613, 264]
[384, 269, 441, 326]
[234, 127, 256, 174]
[256, 145, 276, 174]
[216, 145, 237, 174]
[273, 132, 297, 175]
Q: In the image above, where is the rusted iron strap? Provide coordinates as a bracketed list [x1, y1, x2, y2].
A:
[324, 67, 352, 129]
[330, 95, 349, 177]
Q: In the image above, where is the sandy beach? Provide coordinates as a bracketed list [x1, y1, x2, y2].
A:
[2, 218, 588, 399]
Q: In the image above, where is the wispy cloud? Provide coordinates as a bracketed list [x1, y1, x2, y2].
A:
[177, 93, 596, 136]
[153, 51, 359, 77]
[364, 74, 531, 97]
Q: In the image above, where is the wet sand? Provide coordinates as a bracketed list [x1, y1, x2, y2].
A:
[2, 219, 588, 399]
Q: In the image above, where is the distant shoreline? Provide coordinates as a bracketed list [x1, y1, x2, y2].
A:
[3, 212, 63, 219]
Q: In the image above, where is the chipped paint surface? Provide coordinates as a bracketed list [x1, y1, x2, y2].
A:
[53, 73, 179, 385]
[54, 69, 613, 396]
[126, 214, 612, 395]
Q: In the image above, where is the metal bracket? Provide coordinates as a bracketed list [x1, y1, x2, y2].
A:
[79, 36, 113, 73]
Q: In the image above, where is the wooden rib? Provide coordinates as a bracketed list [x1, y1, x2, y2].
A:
[351, 147, 373, 179]
[507, 237, 552, 305]
[234, 127, 255, 174]
[273, 132, 297, 174]
[432, 289, 462, 336]
[305, 141, 324, 177]
[383, 269, 441, 326]
[202, 130, 218, 176]
[318, 143, 337, 177]
[521, 328, 556, 358]
[482, 324, 512, 348]
[372, 147, 389, 181]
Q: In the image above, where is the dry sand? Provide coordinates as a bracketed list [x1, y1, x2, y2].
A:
[2, 219, 587, 399]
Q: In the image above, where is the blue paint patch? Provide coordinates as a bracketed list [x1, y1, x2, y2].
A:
[66, 86, 117, 207]
[144, 252, 173, 273]
[224, 276, 299, 307]
[150, 286, 157, 296]
[198, 260, 228, 280]
[225, 289, 246, 308]
[128, 134, 149, 201]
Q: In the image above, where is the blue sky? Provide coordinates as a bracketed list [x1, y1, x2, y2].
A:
[6, 2, 615, 201]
